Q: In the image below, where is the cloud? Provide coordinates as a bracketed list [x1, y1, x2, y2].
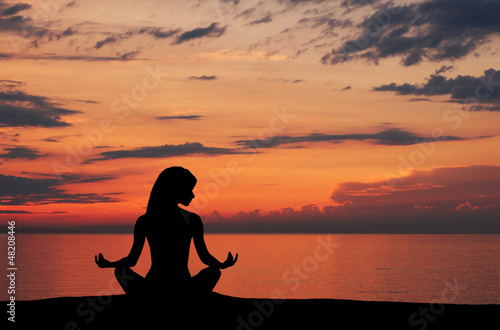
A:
[455, 201, 495, 211]
[332, 165, 500, 213]
[435, 65, 454, 75]
[189, 75, 217, 80]
[156, 115, 204, 121]
[87, 142, 245, 162]
[236, 129, 467, 149]
[258, 77, 303, 84]
[175, 22, 226, 44]
[0, 173, 121, 205]
[0, 84, 80, 127]
[203, 165, 499, 233]
[1, 3, 31, 16]
[93, 27, 180, 50]
[0, 15, 32, 32]
[341, 85, 351, 91]
[117, 48, 140, 60]
[0, 210, 67, 214]
[0, 146, 45, 160]
[95, 36, 117, 49]
[247, 14, 273, 26]
[340, 0, 375, 10]
[322, 0, 500, 66]
[373, 68, 500, 110]
[0, 52, 142, 61]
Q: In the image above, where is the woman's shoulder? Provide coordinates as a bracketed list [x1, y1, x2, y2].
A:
[178, 208, 202, 226]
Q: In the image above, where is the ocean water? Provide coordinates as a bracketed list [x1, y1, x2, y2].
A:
[1, 234, 499, 304]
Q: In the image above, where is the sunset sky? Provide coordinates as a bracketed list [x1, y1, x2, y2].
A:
[1, 0, 499, 233]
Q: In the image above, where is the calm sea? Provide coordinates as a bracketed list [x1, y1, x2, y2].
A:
[1, 234, 499, 304]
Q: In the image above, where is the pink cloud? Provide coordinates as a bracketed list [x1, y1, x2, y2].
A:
[455, 202, 496, 211]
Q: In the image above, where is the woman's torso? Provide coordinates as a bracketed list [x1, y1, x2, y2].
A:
[142, 209, 195, 283]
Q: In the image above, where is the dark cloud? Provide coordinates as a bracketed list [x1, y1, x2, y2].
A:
[175, 22, 226, 44]
[322, 0, 500, 66]
[299, 15, 352, 30]
[117, 49, 140, 60]
[189, 75, 217, 80]
[236, 129, 467, 149]
[341, 85, 351, 91]
[435, 65, 454, 75]
[258, 78, 303, 83]
[0, 173, 120, 205]
[95, 36, 117, 49]
[156, 115, 204, 121]
[0, 52, 138, 61]
[76, 99, 99, 104]
[92, 27, 181, 50]
[91, 26, 181, 51]
[373, 68, 500, 110]
[247, 14, 272, 26]
[340, 0, 375, 9]
[408, 98, 431, 102]
[333, 166, 499, 211]
[0, 84, 80, 127]
[87, 142, 245, 162]
[1, 3, 31, 16]
[0, 210, 67, 214]
[0, 210, 32, 214]
[205, 166, 499, 234]
[0, 146, 44, 160]
[235, 7, 256, 19]
[0, 15, 31, 32]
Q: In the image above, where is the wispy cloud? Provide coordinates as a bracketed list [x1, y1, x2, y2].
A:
[236, 129, 469, 149]
[322, 0, 500, 66]
[0, 173, 121, 205]
[189, 75, 217, 80]
[0, 146, 45, 160]
[246, 13, 273, 26]
[1, 3, 31, 16]
[0, 83, 80, 127]
[0, 52, 139, 62]
[156, 115, 204, 121]
[175, 22, 226, 44]
[373, 68, 500, 110]
[87, 142, 246, 162]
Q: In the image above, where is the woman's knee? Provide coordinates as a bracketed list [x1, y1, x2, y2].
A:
[114, 266, 134, 286]
[208, 266, 221, 280]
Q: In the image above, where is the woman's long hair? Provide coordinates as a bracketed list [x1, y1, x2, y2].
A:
[146, 166, 197, 215]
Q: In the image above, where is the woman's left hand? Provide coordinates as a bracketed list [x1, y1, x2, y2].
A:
[220, 252, 238, 269]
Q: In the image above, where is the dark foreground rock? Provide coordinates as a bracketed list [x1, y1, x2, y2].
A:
[2, 293, 499, 330]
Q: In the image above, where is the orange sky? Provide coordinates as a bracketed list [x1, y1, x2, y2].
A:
[0, 0, 499, 233]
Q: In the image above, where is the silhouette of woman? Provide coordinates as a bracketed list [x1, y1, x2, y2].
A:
[95, 166, 238, 297]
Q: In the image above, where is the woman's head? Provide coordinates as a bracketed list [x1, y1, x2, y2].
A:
[146, 166, 197, 214]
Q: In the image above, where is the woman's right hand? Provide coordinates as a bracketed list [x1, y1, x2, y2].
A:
[95, 253, 112, 268]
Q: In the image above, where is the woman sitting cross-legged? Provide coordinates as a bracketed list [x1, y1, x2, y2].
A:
[95, 166, 238, 298]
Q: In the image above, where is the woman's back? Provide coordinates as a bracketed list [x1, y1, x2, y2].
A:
[142, 210, 195, 282]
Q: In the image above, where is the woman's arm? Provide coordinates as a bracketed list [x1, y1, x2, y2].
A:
[192, 214, 237, 269]
[95, 216, 146, 268]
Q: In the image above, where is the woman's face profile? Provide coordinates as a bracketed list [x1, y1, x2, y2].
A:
[176, 184, 196, 206]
